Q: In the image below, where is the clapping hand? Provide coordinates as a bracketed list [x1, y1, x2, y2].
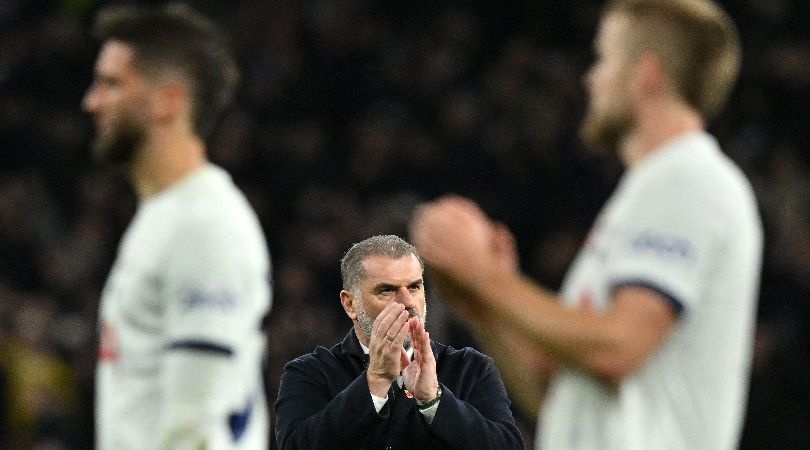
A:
[402, 316, 439, 403]
[366, 303, 411, 397]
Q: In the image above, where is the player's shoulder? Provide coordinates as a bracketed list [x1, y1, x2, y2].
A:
[178, 166, 244, 211]
[655, 133, 741, 179]
[635, 132, 750, 198]
[173, 168, 261, 229]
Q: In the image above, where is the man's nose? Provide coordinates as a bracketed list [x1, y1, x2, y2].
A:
[395, 288, 415, 308]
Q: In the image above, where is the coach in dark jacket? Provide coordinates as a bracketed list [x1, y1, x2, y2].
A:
[275, 235, 524, 450]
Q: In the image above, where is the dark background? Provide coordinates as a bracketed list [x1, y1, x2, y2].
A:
[1, 0, 808, 448]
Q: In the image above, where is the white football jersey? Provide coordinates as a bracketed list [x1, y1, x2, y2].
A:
[96, 164, 271, 450]
[537, 132, 762, 450]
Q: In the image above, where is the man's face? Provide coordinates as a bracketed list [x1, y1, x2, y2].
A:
[580, 13, 636, 150]
[349, 254, 426, 349]
[82, 41, 150, 163]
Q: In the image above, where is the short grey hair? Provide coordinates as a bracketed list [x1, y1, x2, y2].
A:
[340, 235, 424, 292]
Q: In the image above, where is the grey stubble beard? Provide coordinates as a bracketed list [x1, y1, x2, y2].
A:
[354, 292, 427, 351]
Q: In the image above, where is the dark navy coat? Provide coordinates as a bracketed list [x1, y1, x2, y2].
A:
[275, 330, 525, 450]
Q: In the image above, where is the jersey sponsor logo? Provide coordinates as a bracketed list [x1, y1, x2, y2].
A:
[179, 287, 237, 311]
[630, 230, 693, 260]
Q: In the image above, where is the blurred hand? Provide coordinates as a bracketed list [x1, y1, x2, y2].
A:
[492, 220, 520, 274]
[410, 195, 517, 287]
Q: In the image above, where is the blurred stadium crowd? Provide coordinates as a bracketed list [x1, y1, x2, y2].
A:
[1, 0, 808, 448]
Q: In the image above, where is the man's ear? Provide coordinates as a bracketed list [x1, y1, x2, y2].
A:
[633, 52, 666, 98]
[340, 290, 358, 320]
[151, 80, 187, 123]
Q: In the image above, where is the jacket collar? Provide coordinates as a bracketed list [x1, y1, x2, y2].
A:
[334, 329, 369, 373]
[338, 329, 367, 359]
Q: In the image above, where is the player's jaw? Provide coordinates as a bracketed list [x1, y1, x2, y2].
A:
[91, 110, 146, 164]
[579, 99, 633, 151]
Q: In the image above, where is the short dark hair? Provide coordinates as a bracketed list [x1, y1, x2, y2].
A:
[340, 235, 424, 291]
[92, 2, 239, 137]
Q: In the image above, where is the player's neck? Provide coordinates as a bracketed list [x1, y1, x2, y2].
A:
[619, 99, 703, 168]
[129, 127, 206, 200]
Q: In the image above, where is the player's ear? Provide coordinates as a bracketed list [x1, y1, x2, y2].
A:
[151, 80, 187, 123]
[633, 51, 666, 97]
[340, 290, 358, 320]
